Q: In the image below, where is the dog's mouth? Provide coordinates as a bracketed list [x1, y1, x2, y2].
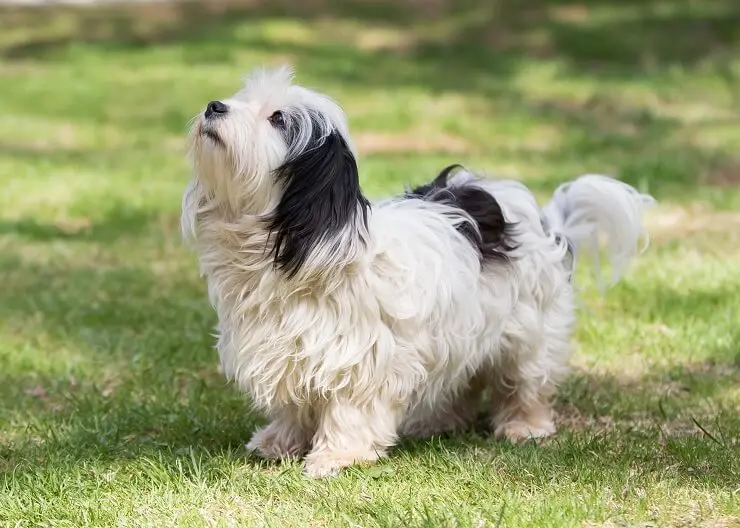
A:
[200, 127, 225, 148]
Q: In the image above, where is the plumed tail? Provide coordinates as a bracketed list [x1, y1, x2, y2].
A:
[540, 174, 655, 288]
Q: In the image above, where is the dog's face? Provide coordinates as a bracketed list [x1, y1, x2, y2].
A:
[189, 66, 356, 214]
[185, 66, 369, 277]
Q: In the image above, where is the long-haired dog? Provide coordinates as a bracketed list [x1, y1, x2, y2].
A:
[182, 66, 654, 477]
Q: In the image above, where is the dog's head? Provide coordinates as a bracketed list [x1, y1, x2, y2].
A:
[183, 66, 369, 277]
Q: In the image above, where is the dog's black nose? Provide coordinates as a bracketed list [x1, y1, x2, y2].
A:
[205, 100, 228, 119]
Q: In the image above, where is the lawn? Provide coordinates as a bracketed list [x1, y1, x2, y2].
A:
[1, 0, 739, 526]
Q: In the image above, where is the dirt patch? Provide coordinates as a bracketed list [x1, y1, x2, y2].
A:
[555, 402, 615, 432]
[647, 206, 740, 244]
[704, 158, 740, 188]
[550, 4, 590, 24]
[354, 26, 416, 52]
[555, 403, 708, 440]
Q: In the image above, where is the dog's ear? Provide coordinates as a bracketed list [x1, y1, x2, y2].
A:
[267, 129, 370, 277]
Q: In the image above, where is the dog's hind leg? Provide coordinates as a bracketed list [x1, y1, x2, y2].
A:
[489, 376, 558, 442]
[489, 294, 574, 443]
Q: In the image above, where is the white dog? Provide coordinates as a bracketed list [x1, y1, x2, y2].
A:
[181, 66, 654, 478]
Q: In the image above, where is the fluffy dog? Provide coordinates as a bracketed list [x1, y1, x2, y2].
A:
[181, 66, 654, 477]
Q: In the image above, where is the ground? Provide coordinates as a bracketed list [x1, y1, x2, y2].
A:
[1, 1, 739, 526]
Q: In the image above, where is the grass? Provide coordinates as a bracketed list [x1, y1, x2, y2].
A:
[1, 0, 739, 526]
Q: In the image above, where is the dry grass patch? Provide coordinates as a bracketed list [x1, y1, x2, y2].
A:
[647, 205, 740, 244]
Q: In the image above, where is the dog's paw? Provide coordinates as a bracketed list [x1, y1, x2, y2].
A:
[494, 420, 556, 444]
[302, 449, 381, 479]
[246, 422, 310, 460]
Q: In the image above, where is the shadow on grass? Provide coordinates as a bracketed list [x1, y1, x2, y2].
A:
[1, 381, 737, 493]
[0, 249, 737, 491]
[0, 250, 257, 473]
[0, 254, 210, 362]
[0, 208, 161, 243]
[2, 0, 739, 74]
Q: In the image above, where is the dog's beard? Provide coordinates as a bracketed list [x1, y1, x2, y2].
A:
[199, 122, 226, 149]
[203, 129, 223, 146]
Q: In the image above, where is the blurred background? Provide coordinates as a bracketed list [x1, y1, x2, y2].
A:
[1, 1, 739, 525]
[3, 0, 740, 201]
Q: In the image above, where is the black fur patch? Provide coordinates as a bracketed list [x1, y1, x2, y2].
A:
[408, 166, 517, 261]
[407, 164, 463, 197]
[442, 185, 517, 261]
[267, 123, 370, 277]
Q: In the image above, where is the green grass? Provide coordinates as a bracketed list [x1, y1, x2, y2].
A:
[1, 1, 739, 526]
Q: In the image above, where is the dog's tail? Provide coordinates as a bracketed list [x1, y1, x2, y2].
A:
[540, 174, 655, 287]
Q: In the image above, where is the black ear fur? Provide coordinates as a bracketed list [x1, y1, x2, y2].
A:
[267, 128, 370, 277]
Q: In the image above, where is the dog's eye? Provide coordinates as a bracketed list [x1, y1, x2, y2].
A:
[268, 110, 285, 129]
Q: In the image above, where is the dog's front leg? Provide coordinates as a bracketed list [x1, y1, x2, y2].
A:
[303, 396, 402, 478]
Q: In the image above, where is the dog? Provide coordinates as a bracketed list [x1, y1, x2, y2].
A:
[181, 66, 654, 478]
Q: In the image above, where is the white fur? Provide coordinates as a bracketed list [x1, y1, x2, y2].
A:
[182, 67, 654, 477]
